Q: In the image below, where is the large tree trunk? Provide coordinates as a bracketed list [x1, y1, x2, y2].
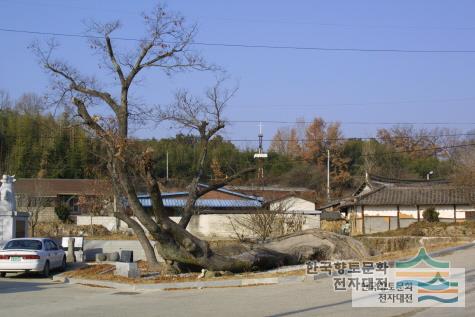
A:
[114, 213, 162, 270]
[149, 227, 369, 273]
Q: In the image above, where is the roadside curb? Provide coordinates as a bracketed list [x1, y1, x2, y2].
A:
[53, 274, 308, 291]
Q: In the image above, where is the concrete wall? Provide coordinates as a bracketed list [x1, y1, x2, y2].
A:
[83, 239, 164, 262]
[77, 213, 321, 240]
[77, 216, 123, 232]
[355, 205, 472, 220]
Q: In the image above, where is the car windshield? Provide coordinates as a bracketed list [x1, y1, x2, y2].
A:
[4, 240, 42, 250]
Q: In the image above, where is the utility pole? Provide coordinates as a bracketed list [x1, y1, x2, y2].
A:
[254, 122, 268, 180]
[327, 149, 330, 202]
[166, 151, 169, 180]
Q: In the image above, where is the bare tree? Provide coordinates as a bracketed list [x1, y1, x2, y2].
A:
[17, 183, 50, 237]
[0, 90, 12, 110]
[32, 4, 264, 272]
[77, 182, 110, 236]
[14, 93, 47, 115]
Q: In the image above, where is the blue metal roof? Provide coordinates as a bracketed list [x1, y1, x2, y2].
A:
[136, 184, 264, 209]
[138, 196, 262, 209]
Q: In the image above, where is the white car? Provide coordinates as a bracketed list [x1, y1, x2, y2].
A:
[0, 238, 66, 277]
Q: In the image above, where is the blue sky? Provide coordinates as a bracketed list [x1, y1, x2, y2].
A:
[1, 0, 475, 148]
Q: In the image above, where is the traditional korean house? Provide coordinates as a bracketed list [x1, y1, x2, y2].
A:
[320, 174, 475, 234]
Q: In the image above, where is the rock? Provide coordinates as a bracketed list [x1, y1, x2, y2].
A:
[114, 262, 140, 278]
[197, 269, 206, 279]
[66, 238, 76, 263]
[95, 253, 107, 262]
[264, 229, 369, 261]
[108, 252, 120, 262]
[197, 269, 229, 279]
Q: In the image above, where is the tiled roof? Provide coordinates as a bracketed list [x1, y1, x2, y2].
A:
[14, 179, 112, 196]
[197, 184, 262, 201]
[138, 196, 262, 209]
[351, 174, 475, 206]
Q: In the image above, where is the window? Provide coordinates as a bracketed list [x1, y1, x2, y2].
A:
[49, 240, 59, 250]
[59, 195, 80, 214]
[4, 240, 42, 250]
[45, 240, 59, 251]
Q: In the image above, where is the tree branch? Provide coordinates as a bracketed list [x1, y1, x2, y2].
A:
[105, 36, 126, 86]
[178, 166, 256, 228]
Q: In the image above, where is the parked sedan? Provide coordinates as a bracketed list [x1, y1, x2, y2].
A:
[0, 238, 66, 277]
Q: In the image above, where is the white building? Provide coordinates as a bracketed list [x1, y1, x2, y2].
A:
[321, 174, 475, 234]
[268, 196, 321, 229]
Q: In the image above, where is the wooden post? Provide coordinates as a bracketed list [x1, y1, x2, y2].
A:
[454, 204, 457, 223]
[416, 205, 420, 222]
[397, 205, 401, 229]
[361, 205, 365, 235]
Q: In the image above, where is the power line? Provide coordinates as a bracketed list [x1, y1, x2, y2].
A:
[2, 27, 475, 54]
[228, 120, 475, 125]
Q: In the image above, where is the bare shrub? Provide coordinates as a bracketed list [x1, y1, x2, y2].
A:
[229, 204, 306, 242]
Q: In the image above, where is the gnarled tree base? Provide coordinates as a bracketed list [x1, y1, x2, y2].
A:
[154, 229, 370, 273]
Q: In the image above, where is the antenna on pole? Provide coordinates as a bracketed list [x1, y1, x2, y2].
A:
[254, 122, 268, 180]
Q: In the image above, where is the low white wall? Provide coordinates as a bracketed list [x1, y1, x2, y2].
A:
[77, 214, 321, 240]
[354, 205, 473, 220]
[77, 216, 125, 231]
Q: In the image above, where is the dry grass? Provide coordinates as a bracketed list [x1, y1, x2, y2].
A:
[321, 220, 346, 233]
[35, 223, 138, 240]
[64, 262, 306, 285]
[366, 240, 469, 262]
[367, 221, 475, 238]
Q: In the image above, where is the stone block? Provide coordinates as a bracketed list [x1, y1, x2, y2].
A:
[108, 252, 120, 262]
[114, 262, 140, 278]
[95, 253, 107, 262]
[120, 250, 133, 263]
[74, 251, 84, 263]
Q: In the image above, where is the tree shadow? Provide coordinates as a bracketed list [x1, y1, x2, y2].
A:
[0, 280, 58, 294]
[0, 272, 65, 294]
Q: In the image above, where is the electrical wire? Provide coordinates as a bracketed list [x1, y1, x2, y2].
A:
[2, 27, 475, 54]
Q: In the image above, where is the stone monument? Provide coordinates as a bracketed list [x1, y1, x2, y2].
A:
[0, 175, 29, 243]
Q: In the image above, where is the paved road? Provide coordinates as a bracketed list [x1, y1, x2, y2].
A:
[1, 246, 474, 317]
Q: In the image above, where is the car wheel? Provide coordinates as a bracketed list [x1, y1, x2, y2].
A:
[0, 272, 6, 278]
[60, 257, 67, 272]
[41, 261, 50, 278]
